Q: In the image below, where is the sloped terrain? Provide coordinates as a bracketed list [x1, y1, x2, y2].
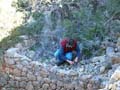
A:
[0, 0, 120, 90]
[0, 36, 120, 90]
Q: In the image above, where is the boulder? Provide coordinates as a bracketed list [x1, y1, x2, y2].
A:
[110, 66, 120, 81]
[106, 47, 115, 56]
[101, 66, 120, 90]
[91, 56, 106, 63]
[5, 48, 19, 57]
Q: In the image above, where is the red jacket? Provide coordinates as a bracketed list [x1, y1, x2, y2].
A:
[60, 39, 77, 53]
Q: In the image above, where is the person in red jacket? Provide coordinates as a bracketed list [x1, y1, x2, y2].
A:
[54, 38, 80, 66]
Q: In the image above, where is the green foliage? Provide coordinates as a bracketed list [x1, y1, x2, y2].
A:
[1, 0, 119, 59]
[32, 11, 44, 20]
[29, 43, 41, 51]
[12, 0, 29, 11]
[60, 0, 117, 58]
[0, 29, 22, 50]
[0, 48, 4, 66]
[0, 11, 44, 50]
[51, 12, 57, 30]
[106, 0, 120, 14]
[82, 48, 92, 58]
[62, 19, 72, 30]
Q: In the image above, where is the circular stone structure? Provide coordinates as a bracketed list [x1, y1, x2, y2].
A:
[0, 47, 114, 90]
[0, 38, 120, 90]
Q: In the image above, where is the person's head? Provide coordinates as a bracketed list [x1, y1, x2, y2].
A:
[66, 38, 74, 48]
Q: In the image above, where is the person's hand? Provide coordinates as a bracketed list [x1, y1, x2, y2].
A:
[74, 57, 78, 63]
[66, 60, 74, 65]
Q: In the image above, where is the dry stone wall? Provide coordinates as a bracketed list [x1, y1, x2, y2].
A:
[0, 37, 120, 90]
[0, 47, 102, 90]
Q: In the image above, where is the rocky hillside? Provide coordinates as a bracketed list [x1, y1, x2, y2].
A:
[0, 0, 120, 90]
[0, 35, 120, 90]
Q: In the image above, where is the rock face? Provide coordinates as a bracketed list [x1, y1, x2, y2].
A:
[100, 66, 120, 90]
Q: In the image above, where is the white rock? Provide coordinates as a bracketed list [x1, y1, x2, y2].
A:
[81, 75, 92, 81]
[26, 50, 35, 58]
[79, 66, 85, 72]
[27, 73, 36, 81]
[14, 53, 23, 58]
[13, 69, 21, 77]
[92, 56, 106, 63]
[108, 83, 116, 90]
[42, 83, 49, 90]
[16, 64, 23, 70]
[21, 56, 31, 61]
[110, 67, 120, 81]
[15, 43, 23, 49]
[1, 88, 6, 90]
[5, 48, 19, 57]
[100, 66, 106, 74]
[30, 61, 41, 66]
[26, 82, 34, 90]
[106, 47, 115, 56]
[21, 61, 29, 66]
[69, 70, 79, 76]
[19, 35, 29, 40]
[5, 58, 15, 65]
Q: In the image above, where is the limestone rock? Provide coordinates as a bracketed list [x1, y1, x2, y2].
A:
[0, 78, 7, 86]
[23, 39, 35, 48]
[5, 48, 19, 57]
[4, 58, 15, 65]
[16, 64, 23, 70]
[21, 56, 31, 61]
[100, 66, 106, 74]
[15, 81, 19, 88]
[1, 88, 6, 90]
[42, 83, 49, 90]
[32, 81, 39, 87]
[43, 78, 51, 84]
[19, 35, 29, 40]
[20, 81, 26, 88]
[92, 56, 106, 63]
[26, 50, 35, 59]
[80, 75, 92, 81]
[64, 83, 74, 89]
[15, 43, 23, 50]
[21, 71, 27, 76]
[21, 61, 29, 66]
[106, 47, 115, 56]
[40, 69, 49, 78]
[50, 83, 56, 90]
[8, 79, 15, 87]
[116, 81, 120, 90]
[13, 69, 21, 76]
[26, 82, 34, 90]
[27, 73, 36, 81]
[69, 70, 79, 76]
[110, 67, 120, 81]
[57, 81, 63, 87]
